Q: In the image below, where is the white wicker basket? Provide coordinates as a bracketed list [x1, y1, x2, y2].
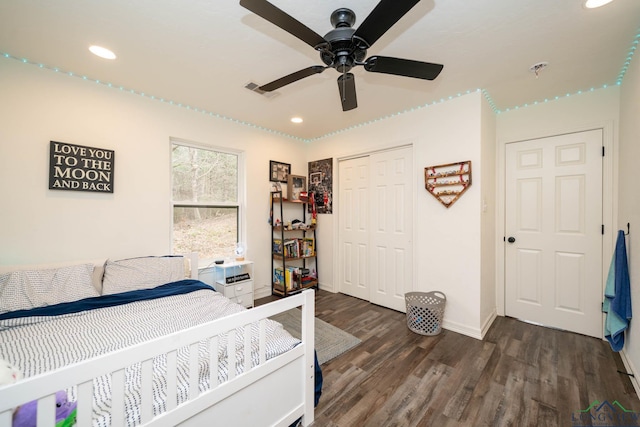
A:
[405, 291, 446, 336]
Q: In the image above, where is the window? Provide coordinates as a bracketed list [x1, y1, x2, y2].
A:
[171, 140, 242, 260]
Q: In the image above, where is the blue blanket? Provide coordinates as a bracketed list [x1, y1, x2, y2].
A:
[0, 279, 213, 320]
[603, 230, 632, 351]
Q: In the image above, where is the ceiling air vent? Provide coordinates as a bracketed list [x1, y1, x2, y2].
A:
[244, 82, 279, 99]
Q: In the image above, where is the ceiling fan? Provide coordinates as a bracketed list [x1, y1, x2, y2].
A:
[239, 0, 444, 111]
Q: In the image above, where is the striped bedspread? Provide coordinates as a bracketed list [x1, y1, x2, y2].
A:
[0, 281, 300, 426]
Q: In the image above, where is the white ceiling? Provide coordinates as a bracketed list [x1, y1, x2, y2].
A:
[1, 0, 639, 140]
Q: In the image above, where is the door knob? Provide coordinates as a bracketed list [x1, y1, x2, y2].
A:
[507, 237, 516, 243]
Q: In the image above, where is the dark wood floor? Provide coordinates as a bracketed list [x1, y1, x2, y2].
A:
[258, 290, 640, 426]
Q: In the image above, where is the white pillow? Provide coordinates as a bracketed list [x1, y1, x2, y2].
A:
[0, 263, 98, 314]
[102, 256, 185, 295]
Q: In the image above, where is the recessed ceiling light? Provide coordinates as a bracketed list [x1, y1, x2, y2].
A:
[584, 0, 614, 8]
[291, 117, 303, 124]
[89, 45, 116, 60]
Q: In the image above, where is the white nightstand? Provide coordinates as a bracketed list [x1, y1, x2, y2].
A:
[199, 260, 254, 308]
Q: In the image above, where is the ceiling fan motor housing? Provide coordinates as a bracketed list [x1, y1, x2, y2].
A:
[321, 8, 367, 73]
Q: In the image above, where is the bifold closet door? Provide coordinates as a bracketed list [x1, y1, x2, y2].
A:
[338, 155, 370, 300]
[338, 146, 413, 312]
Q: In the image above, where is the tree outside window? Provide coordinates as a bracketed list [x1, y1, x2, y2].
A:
[171, 142, 241, 260]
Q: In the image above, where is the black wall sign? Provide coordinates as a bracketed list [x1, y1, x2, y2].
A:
[49, 141, 115, 193]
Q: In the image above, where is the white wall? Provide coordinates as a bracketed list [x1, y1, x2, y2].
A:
[618, 52, 640, 393]
[495, 87, 620, 317]
[496, 88, 620, 143]
[0, 59, 307, 298]
[307, 92, 489, 338]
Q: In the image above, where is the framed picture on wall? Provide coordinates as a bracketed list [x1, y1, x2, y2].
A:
[287, 175, 306, 202]
[308, 157, 333, 214]
[270, 160, 291, 183]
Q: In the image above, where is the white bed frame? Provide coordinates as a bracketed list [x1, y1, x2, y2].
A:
[0, 254, 316, 427]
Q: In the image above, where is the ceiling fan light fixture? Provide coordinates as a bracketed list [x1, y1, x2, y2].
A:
[584, 0, 614, 9]
[89, 45, 116, 60]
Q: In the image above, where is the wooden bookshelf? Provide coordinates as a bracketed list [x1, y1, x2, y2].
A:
[270, 191, 319, 297]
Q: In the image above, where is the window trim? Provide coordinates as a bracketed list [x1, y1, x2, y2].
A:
[170, 137, 246, 259]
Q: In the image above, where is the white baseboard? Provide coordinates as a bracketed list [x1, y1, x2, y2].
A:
[619, 349, 640, 399]
[442, 319, 484, 340]
[254, 287, 271, 300]
[318, 282, 335, 293]
[480, 310, 498, 339]
[426, 311, 498, 341]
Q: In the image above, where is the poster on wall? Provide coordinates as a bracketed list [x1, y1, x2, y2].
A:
[308, 158, 333, 214]
[49, 141, 115, 193]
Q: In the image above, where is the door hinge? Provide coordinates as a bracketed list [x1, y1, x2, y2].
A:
[602, 146, 605, 157]
[602, 224, 605, 235]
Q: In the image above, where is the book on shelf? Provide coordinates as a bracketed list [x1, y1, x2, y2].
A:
[300, 237, 315, 257]
[274, 266, 301, 290]
[273, 239, 283, 255]
[283, 239, 298, 258]
[274, 267, 284, 288]
[275, 238, 316, 258]
[285, 266, 299, 290]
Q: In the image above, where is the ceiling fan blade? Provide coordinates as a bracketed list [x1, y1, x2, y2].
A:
[259, 66, 327, 92]
[239, 0, 327, 49]
[337, 73, 357, 111]
[352, 0, 421, 48]
[364, 56, 443, 80]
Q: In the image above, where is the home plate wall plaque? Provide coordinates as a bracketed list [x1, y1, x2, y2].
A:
[424, 160, 472, 208]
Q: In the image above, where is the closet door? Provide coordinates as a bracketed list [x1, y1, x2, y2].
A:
[338, 146, 414, 311]
[338, 156, 370, 300]
[368, 147, 413, 311]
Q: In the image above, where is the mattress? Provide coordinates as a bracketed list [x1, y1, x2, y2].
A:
[0, 280, 300, 426]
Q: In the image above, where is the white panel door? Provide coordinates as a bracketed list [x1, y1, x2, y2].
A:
[338, 147, 414, 311]
[505, 130, 603, 337]
[338, 156, 370, 300]
[369, 147, 413, 311]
